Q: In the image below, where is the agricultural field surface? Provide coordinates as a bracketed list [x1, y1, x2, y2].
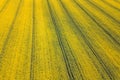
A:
[0, 0, 120, 80]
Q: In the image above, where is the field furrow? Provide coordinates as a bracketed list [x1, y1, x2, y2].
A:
[0, 0, 120, 80]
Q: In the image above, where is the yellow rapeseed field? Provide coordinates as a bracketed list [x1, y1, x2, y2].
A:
[0, 0, 120, 80]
